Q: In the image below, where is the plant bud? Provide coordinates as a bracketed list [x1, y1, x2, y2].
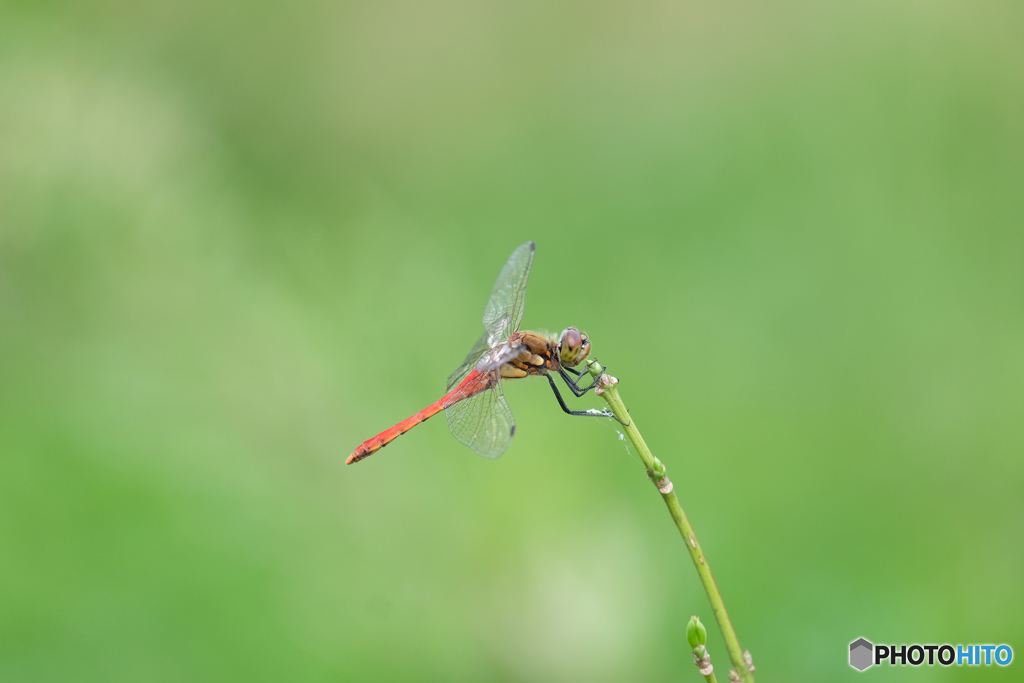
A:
[651, 457, 667, 479]
[686, 615, 707, 648]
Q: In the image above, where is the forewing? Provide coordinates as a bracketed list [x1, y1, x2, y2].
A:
[444, 373, 515, 459]
[482, 242, 535, 344]
[447, 332, 491, 392]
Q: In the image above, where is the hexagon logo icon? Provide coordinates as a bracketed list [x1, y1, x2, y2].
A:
[850, 638, 874, 671]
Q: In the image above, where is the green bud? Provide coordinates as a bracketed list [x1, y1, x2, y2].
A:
[686, 615, 707, 648]
[651, 457, 667, 479]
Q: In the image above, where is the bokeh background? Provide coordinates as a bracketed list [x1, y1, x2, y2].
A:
[2, 1, 1022, 681]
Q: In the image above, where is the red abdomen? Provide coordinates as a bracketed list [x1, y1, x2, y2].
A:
[346, 370, 488, 464]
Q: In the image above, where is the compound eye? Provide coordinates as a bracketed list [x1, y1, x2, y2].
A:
[563, 328, 582, 350]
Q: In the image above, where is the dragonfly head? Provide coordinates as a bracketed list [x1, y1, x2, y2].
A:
[558, 327, 591, 367]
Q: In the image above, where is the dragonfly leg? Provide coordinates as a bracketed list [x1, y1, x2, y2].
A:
[558, 367, 601, 397]
[546, 375, 620, 421]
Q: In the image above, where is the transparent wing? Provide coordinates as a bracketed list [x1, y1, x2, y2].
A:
[442, 241, 531, 457]
[448, 337, 523, 393]
[482, 242, 535, 345]
[447, 332, 491, 392]
[444, 372, 516, 459]
[477, 341, 524, 373]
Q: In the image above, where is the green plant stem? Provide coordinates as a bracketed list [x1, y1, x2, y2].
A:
[587, 360, 753, 683]
[694, 648, 719, 683]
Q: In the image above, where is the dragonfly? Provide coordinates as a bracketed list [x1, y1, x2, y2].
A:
[347, 241, 618, 464]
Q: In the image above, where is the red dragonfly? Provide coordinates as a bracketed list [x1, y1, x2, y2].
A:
[347, 242, 616, 464]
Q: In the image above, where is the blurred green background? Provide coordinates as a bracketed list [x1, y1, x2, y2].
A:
[2, 1, 1022, 681]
